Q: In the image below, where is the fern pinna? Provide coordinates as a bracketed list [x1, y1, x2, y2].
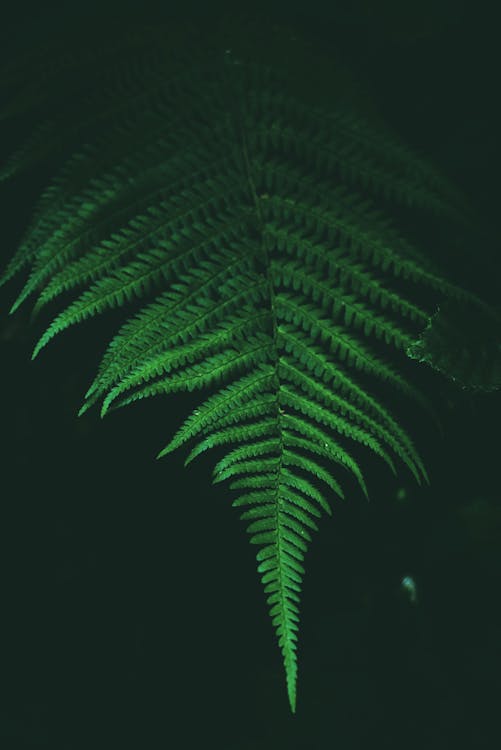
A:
[0, 17, 489, 713]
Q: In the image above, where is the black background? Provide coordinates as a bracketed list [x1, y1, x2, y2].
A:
[0, 1, 500, 747]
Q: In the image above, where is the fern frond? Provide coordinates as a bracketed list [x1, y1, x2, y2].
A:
[31, 211, 255, 359]
[83, 266, 267, 412]
[101, 309, 271, 415]
[156, 366, 277, 458]
[2, 16, 495, 714]
[108, 334, 275, 410]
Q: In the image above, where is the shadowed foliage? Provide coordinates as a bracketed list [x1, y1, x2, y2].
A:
[1, 13, 496, 713]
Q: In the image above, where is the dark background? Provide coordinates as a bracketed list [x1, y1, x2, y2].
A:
[0, 1, 500, 747]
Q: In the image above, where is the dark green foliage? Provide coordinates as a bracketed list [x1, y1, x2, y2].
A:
[407, 299, 501, 391]
[0, 15, 495, 713]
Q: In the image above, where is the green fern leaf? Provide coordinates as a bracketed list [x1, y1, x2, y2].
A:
[1, 16, 497, 714]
